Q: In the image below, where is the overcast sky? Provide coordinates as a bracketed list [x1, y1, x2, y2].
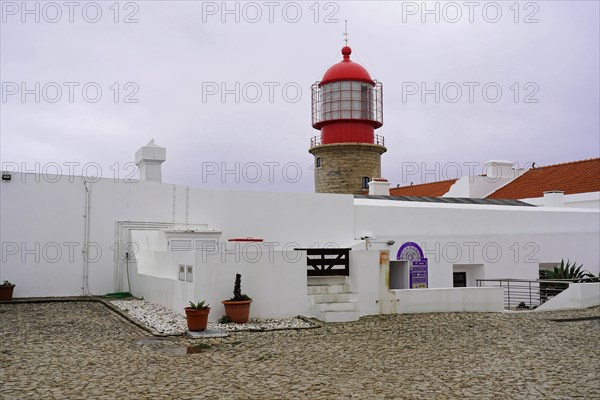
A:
[1, 0, 598, 192]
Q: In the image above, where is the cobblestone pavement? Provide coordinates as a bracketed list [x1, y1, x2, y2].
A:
[1, 301, 599, 399]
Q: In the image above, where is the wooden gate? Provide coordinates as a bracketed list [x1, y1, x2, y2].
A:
[296, 248, 351, 276]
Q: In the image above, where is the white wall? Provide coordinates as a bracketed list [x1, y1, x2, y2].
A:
[349, 249, 504, 315]
[522, 191, 600, 209]
[129, 244, 308, 321]
[1, 172, 354, 298]
[354, 199, 600, 286]
[536, 283, 600, 311]
[445, 175, 513, 198]
[0, 174, 89, 296]
[2, 171, 598, 318]
[452, 264, 484, 287]
[388, 287, 505, 313]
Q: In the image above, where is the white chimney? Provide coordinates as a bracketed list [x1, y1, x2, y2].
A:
[543, 191, 564, 207]
[368, 178, 390, 195]
[135, 139, 166, 182]
[484, 160, 515, 179]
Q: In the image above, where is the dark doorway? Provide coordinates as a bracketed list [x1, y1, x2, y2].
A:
[453, 272, 467, 288]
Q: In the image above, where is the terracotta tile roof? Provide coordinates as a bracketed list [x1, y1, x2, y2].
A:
[487, 158, 600, 199]
[389, 179, 458, 197]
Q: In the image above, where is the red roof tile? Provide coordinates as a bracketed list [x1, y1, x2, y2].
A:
[389, 179, 458, 197]
[487, 158, 600, 199]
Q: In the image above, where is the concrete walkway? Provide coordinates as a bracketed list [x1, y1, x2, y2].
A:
[1, 301, 598, 399]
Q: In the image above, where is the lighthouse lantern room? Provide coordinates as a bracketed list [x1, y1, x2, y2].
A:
[309, 45, 387, 194]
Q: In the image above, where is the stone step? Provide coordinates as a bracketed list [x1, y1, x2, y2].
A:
[308, 292, 355, 304]
[318, 301, 356, 312]
[315, 310, 360, 323]
[307, 276, 348, 286]
[307, 276, 358, 323]
[307, 283, 350, 295]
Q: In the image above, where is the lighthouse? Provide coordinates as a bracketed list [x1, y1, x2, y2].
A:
[309, 45, 386, 194]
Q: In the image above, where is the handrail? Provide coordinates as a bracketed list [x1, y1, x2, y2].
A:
[475, 278, 589, 309]
[477, 278, 598, 283]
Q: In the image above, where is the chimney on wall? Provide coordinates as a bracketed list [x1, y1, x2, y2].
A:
[484, 160, 515, 179]
[135, 139, 166, 182]
[368, 178, 390, 196]
[543, 191, 564, 207]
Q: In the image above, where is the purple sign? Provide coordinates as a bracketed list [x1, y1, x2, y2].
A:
[410, 259, 428, 289]
[396, 242, 424, 261]
[397, 242, 429, 289]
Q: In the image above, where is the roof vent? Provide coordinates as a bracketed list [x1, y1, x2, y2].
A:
[543, 191, 564, 207]
[369, 178, 390, 195]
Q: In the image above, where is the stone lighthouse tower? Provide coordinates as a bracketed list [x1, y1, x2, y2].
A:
[309, 45, 386, 194]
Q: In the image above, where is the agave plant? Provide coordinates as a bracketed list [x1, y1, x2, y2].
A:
[188, 300, 210, 310]
[539, 260, 598, 282]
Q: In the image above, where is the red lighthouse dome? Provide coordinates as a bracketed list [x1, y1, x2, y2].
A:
[311, 46, 383, 145]
[320, 46, 374, 85]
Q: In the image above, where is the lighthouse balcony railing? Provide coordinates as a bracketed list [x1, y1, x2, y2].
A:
[310, 134, 385, 148]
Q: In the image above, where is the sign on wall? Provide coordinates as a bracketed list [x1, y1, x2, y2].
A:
[396, 242, 429, 289]
[410, 259, 428, 289]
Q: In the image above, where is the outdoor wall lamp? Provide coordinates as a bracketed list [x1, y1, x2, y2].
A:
[2, 173, 11, 181]
[362, 238, 395, 249]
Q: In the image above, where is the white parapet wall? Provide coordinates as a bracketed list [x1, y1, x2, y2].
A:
[128, 230, 309, 321]
[384, 287, 505, 314]
[536, 283, 600, 311]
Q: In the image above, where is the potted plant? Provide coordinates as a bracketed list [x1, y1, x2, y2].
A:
[0, 280, 15, 301]
[222, 273, 252, 323]
[184, 300, 211, 331]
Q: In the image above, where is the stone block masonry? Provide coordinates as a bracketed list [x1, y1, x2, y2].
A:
[310, 143, 387, 194]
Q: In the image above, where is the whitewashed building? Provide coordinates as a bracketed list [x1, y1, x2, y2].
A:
[1, 141, 598, 321]
[2, 45, 598, 321]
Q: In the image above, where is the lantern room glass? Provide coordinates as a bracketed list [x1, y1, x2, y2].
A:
[321, 81, 373, 121]
[312, 80, 383, 128]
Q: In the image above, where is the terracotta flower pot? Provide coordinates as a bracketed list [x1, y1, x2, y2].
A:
[0, 285, 15, 301]
[222, 300, 252, 323]
[184, 307, 210, 331]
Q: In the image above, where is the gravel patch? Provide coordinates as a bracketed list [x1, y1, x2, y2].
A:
[111, 299, 315, 335]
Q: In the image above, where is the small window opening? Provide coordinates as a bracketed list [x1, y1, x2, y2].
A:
[361, 176, 370, 189]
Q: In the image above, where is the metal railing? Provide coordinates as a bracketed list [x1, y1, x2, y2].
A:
[310, 135, 321, 147]
[476, 278, 591, 309]
[309, 134, 385, 148]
